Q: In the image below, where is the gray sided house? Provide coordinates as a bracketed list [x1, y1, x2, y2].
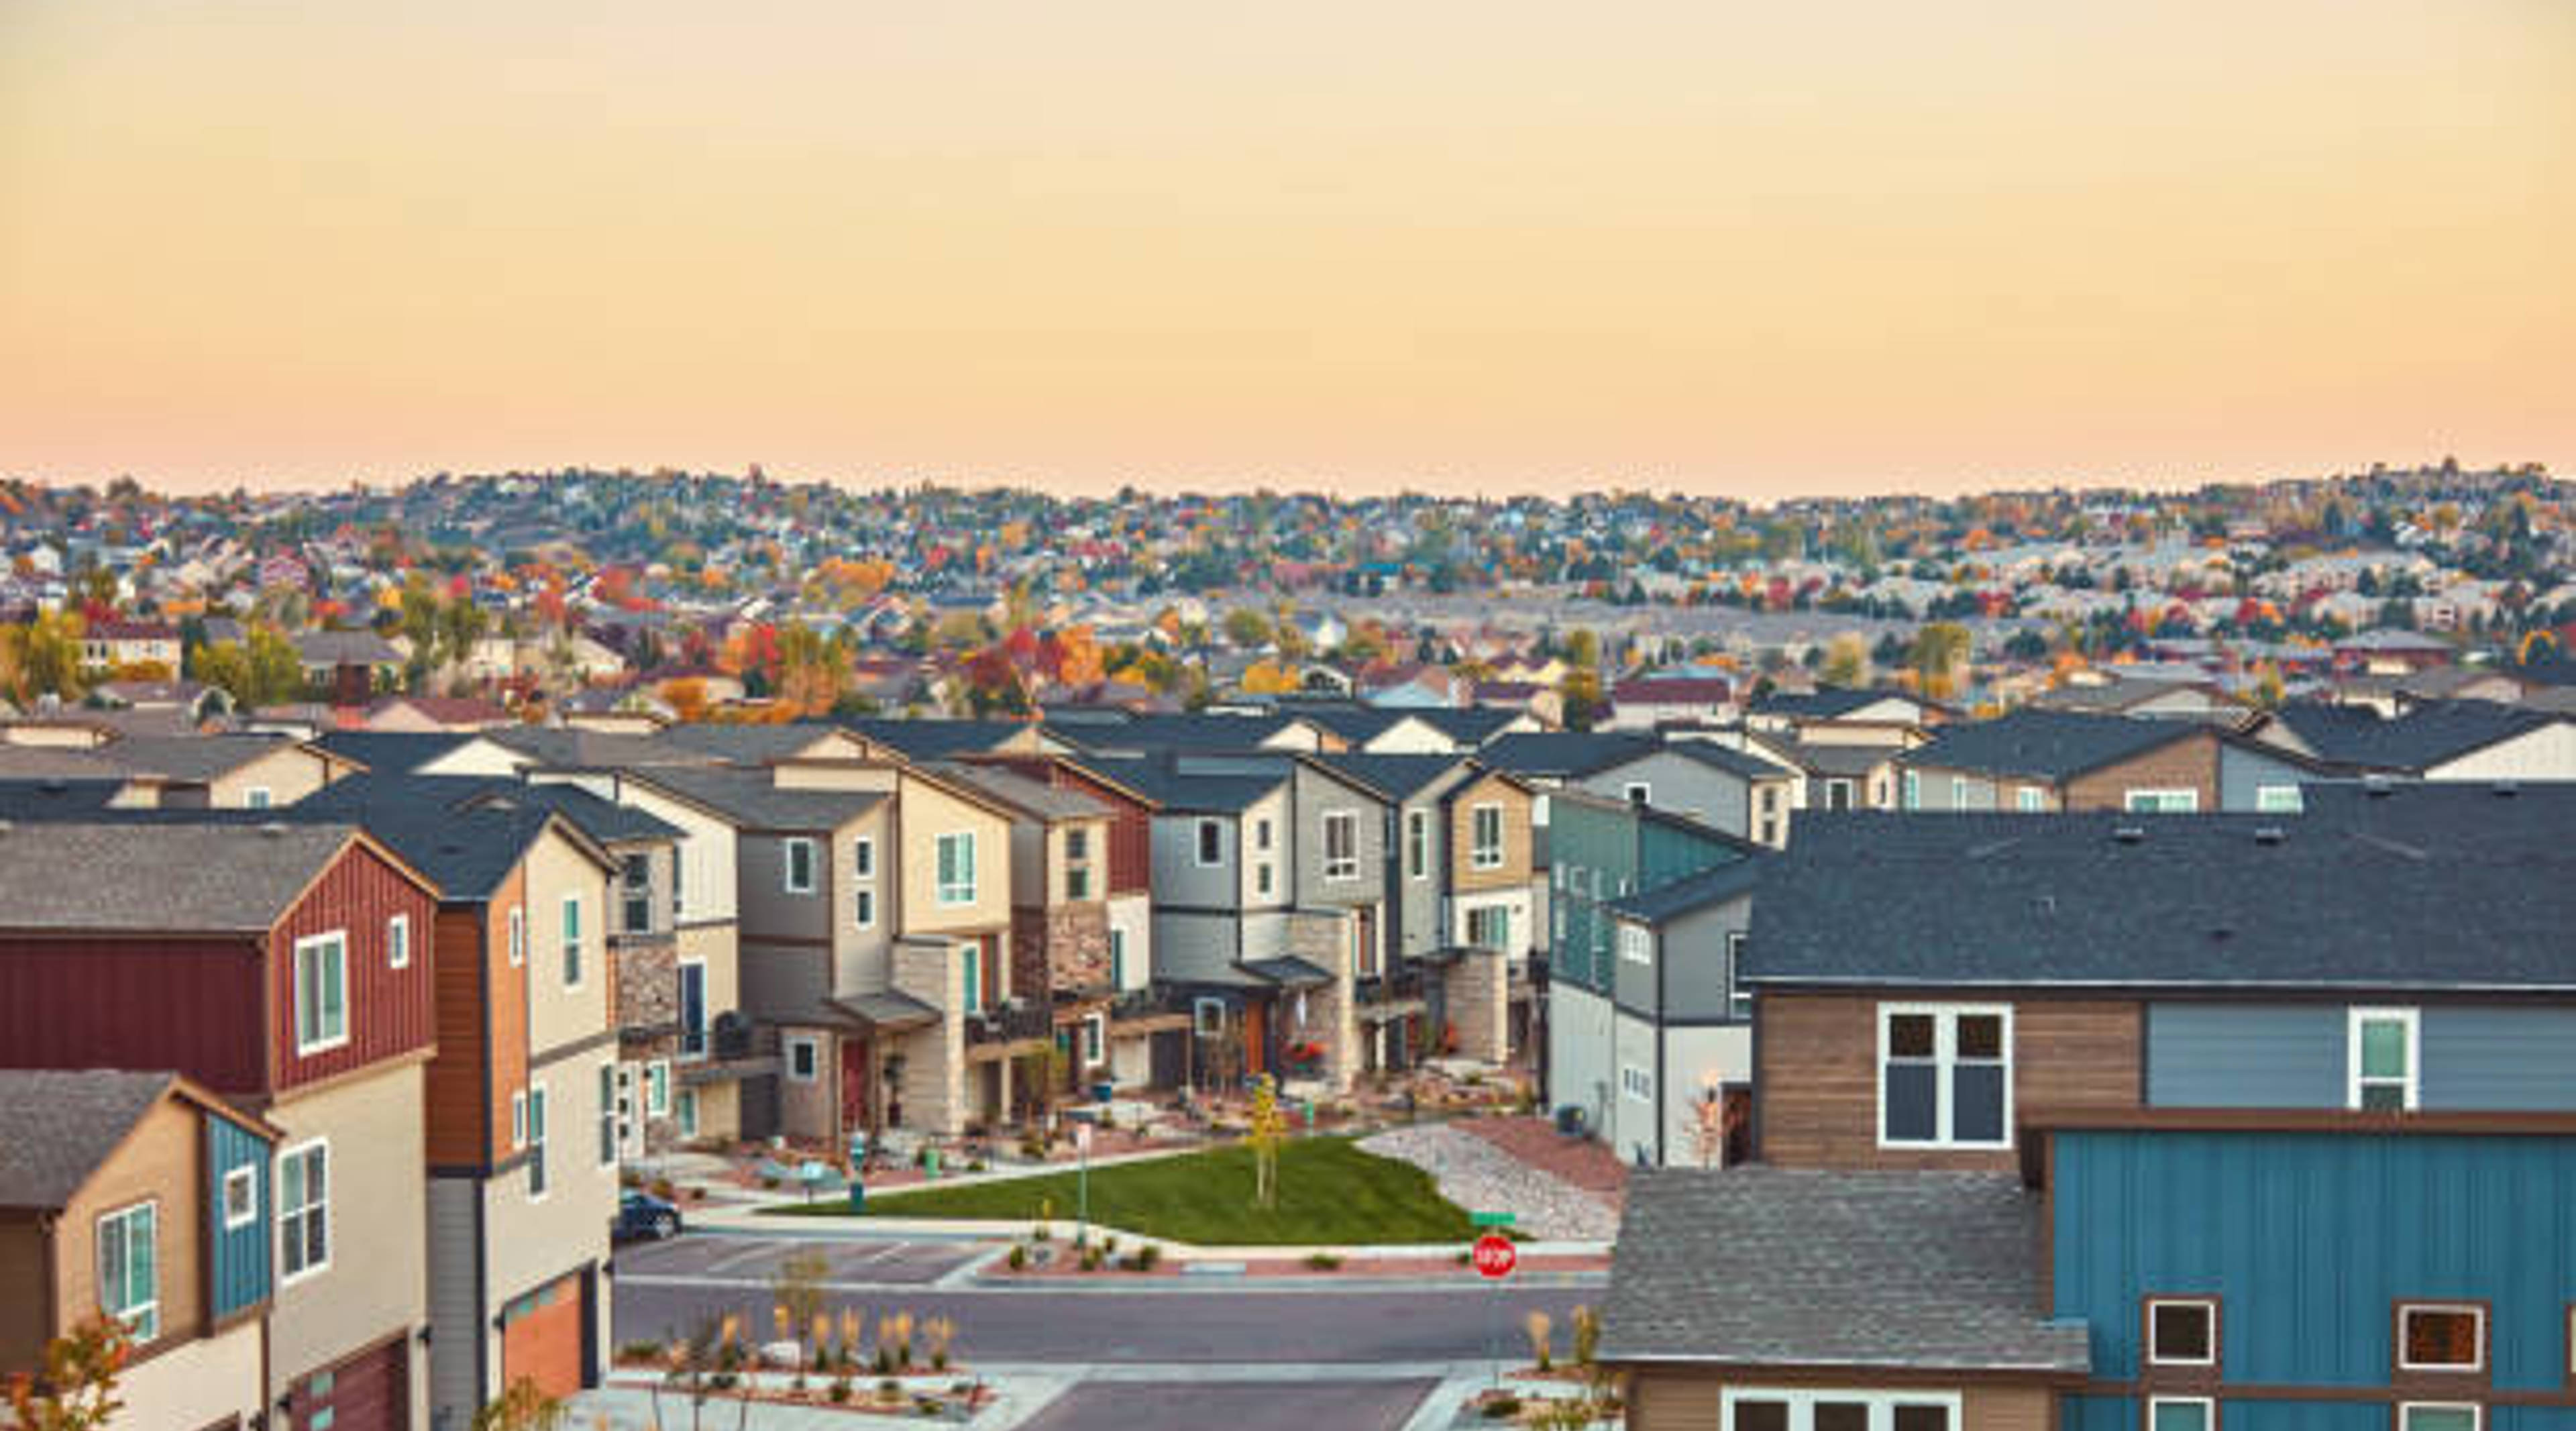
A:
[1599, 859, 1766, 1169]
[1572, 739, 1799, 849]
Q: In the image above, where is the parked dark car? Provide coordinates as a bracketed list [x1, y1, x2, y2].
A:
[614, 1187, 684, 1242]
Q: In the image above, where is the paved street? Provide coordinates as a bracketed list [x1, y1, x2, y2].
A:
[1012, 1379, 1438, 1431]
[616, 1232, 986, 1288]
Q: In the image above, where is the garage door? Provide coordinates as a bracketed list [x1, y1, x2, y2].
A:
[499, 1271, 586, 1402]
[285, 1337, 408, 1431]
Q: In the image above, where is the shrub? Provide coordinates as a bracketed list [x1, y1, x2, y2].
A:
[1304, 1253, 1343, 1271]
[1480, 1394, 1521, 1419]
[616, 1339, 662, 1361]
[1006, 1244, 1028, 1271]
[1524, 1310, 1553, 1371]
[828, 1380, 852, 1403]
[1079, 1246, 1104, 1272]
[1570, 1304, 1601, 1367]
[1136, 1243, 1161, 1271]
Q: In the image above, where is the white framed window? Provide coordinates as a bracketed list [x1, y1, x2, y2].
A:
[1878, 1004, 2012, 1149]
[1405, 809, 1429, 880]
[1902, 770, 1921, 810]
[622, 853, 653, 932]
[596, 1064, 617, 1167]
[1254, 817, 1273, 852]
[95, 1200, 158, 1341]
[386, 914, 411, 970]
[292, 931, 350, 1056]
[2146, 1298, 2218, 1367]
[1110, 926, 1128, 988]
[1193, 998, 1226, 1036]
[1824, 779, 1855, 811]
[1322, 811, 1359, 881]
[783, 837, 816, 894]
[1623, 782, 1652, 805]
[1721, 1387, 1960, 1430]
[1195, 818, 1224, 867]
[277, 1139, 329, 1283]
[1950, 776, 1970, 809]
[511, 1090, 528, 1149]
[2399, 1407, 2480, 1431]
[786, 1035, 820, 1083]
[677, 959, 708, 1059]
[561, 894, 584, 988]
[2015, 787, 2045, 812]
[1081, 1012, 1106, 1065]
[221, 1165, 257, 1230]
[1617, 922, 1652, 966]
[958, 943, 982, 1014]
[245, 786, 273, 810]
[1466, 904, 1511, 951]
[854, 886, 875, 929]
[1620, 1064, 1652, 1102]
[854, 835, 875, 878]
[2255, 784, 2304, 813]
[1725, 931, 1751, 1021]
[645, 1059, 671, 1116]
[2125, 788, 2200, 813]
[508, 905, 525, 967]
[2148, 1397, 2213, 1431]
[2397, 1303, 2484, 1373]
[1256, 861, 1274, 896]
[2349, 1006, 2420, 1112]
[527, 1083, 549, 1200]
[936, 831, 977, 905]
[675, 1087, 698, 1138]
[1470, 802, 1505, 869]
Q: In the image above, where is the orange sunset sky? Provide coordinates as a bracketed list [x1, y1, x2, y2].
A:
[2, 2, 2571, 499]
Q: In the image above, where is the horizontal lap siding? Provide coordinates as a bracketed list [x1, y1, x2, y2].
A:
[2064, 733, 2219, 812]
[0, 936, 263, 1093]
[1627, 1372, 2052, 1431]
[273, 844, 440, 1093]
[1757, 992, 2141, 1169]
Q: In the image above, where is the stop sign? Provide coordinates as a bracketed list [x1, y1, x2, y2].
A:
[1472, 1232, 1517, 1279]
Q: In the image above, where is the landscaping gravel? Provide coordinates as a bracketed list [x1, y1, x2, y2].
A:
[1356, 1124, 1619, 1241]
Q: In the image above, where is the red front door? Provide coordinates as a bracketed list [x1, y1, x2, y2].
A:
[840, 1035, 871, 1132]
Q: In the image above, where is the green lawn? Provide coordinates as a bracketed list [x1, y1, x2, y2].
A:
[764, 1136, 1476, 1245]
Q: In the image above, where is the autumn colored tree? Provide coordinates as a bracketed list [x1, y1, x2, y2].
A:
[4, 1312, 133, 1431]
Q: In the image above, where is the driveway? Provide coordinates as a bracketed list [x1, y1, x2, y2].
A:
[1014, 1379, 1437, 1431]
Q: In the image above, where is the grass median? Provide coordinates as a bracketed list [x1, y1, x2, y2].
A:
[761, 1135, 1477, 1246]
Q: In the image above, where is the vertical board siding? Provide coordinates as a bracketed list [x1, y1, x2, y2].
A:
[2146, 1003, 2345, 1108]
[272, 842, 440, 1092]
[425, 905, 494, 1167]
[0, 937, 263, 1092]
[2052, 1128, 2576, 1390]
[205, 1111, 272, 1318]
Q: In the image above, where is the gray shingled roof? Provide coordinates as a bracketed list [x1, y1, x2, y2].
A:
[1601, 1167, 2089, 1373]
[925, 761, 1109, 823]
[2267, 699, 2566, 774]
[0, 822, 364, 932]
[1305, 752, 1474, 802]
[0, 1071, 180, 1209]
[97, 733, 301, 782]
[1607, 856, 1765, 924]
[635, 765, 886, 831]
[1900, 708, 2202, 782]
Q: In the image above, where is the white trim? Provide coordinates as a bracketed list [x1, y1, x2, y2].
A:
[853, 835, 875, 879]
[386, 913, 411, 970]
[244, 786, 273, 810]
[561, 893, 585, 988]
[2396, 1302, 2485, 1373]
[511, 1090, 528, 1150]
[2147, 1397, 2214, 1431]
[527, 1081, 550, 1202]
[276, 1136, 331, 1287]
[1617, 921, 1652, 967]
[1321, 810, 1360, 882]
[1081, 1012, 1106, 1066]
[1876, 1002, 2014, 1151]
[645, 1059, 672, 1116]
[1719, 1387, 1962, 1430]
[2124, 788, 2200, 813]
[290, 931, 350, 1057]
[221, 1164, 258, 1231]
[786, 1035, 821, 1083]
[2255, 783, 2304, 813]
[1468, 802, 1505, 870]
[2015, 786, 2045, 813]
[596, 1061, 618, 1168]
[1404, 808, 1430, 881]
[2398, 1405, 2483, 1431]
[2145, 1297, 2218, 1367]
[676, 957, 708, 1061]
[1619, 1063, 1652, 1102]
[935, 831, 978, 906]
[854, 884, 876, 930]
[2347, 1006, 2421, 1112]
[508, 906, 526, 967]
[782, 837, 817, 894]
[1622, 782, 1652, 806]
[1194, 818, 1224, 868]
[95, 1198, 159, 1342]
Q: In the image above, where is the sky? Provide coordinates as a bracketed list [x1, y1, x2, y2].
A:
[2, 2, 2571, 500]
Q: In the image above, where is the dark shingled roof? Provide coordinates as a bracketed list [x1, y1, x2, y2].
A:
[311, 729, 476, 774]
[278, 782, 584, 900]
[631, 765, 887, 831]
[0, 776, 132, 818]
[1479, 731, 1656, 779]
[297, 773, 681, 849]
[0, 1071, 180, 1210]
[1601, 1167, 2088, 1373]
[1607, 856, 1766, 924]
[1900, 708, 2202, 781]
[657, 722, 857, 763]
[0, 821, 366, 932]
[839, 717, 1035, 760]
[2266, 699, 2566, 774]
[1305, 752, 1475, 802]
[1746, 792, 2576, 992]
[1751, 686, 1912, 720]
[925, 761, 1110, 823]
[97, 733, 305, 782]
[1077, 754, 1285, 814]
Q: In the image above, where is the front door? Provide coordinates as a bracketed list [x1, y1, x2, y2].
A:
[839, 1035, 871, 1134]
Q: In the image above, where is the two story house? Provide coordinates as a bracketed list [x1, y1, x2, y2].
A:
[0, 822, 441, 1431]
[1896, 707, 2318, 814]
[0, 1070, 280, 1431]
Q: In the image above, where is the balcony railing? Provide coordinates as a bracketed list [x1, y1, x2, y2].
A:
[1356, 965, 1426, 1004]
[965, 1000, 1055, 1046]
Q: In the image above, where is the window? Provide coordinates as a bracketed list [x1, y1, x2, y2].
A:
[854, 886, 875, 929]
[1193, 997, 1226, 1037]
[2016, 787, 2045, 812]
[2349, 1007, 2419, 1112]
[1110, 927, 1128, 988]
[2398, 1304, 2484, 1373]
[292, 932, 349, 1055]
[1256, 861, 1274, 896]
[959, 943, 981, 1014]
[1470, 803, 1505, 869]
[527, 1083, 549, 1198]
[1066, 827, 1089, 862]
[278, 1141, 328, 1281]
[1950, 776, 1971, 809]
[1902, 770, 1921, 810]
[2147, 1299, 2217, 1366]
[1879, 1004, 2011, 1149]
[623, 855, 653, 931]
[1825, 780, 1854, 811]
[786, 1036, 820, 1082]
[1322, 812, 1359, 880]
[853, 836, 875, 878]
[1620, 1064, 1652, 1102]
[561, 895, 584, 987]
[1623, 782, 1652, 805]
[222, 1165, 257, 1230]
[2149, 1398, 2212, 1431]
[96, 1202, 157, 1340]
[387, 914, 410, 970]
[1195, 819, 1224, 866]
[677, 961, 707, 1059]
[1081, 1013, 1106, 1065]
[1066, 861, 1091, 902]
[2400, 1408, 2480, 1431]
[508, 906, 525, 967]
[783, 837, 816, 894]
[1617, 922, 1652, 966]
[645, 1060, 671, 1116]
[1468, 904, 1511, 951]
[1726, 931, 1751, 1021]
[2256, 784, 2304, 813]
[2125, 788, 2200, 813]
[596, 1065, 616, 1167]
[675, 1088, 698, 1138]
[936, 832, 977, 905]
[1254, 817, 1273, 851]
[1405, 809, 1429, 879]
[245, 787, 273, 810]
[511, 1090, 527, 1149]
[1721, 1389, 1957, 1430]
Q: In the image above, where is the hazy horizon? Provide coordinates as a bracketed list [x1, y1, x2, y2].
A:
[5, 2, 2571, 499]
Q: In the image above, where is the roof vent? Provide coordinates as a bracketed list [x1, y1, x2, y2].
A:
[2362, 774, 2395, 798]
[2032, 894, 2055, 916]
[2253, 827, 2287, 845]
[2112, 825, 2146, 844]
[258, 820, 288, 837]
[2210, 924, 2234, 941]
[2491, 780, 2518, 798]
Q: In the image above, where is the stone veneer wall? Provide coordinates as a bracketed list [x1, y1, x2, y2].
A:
[1284, 911, 1359, 1091]
[891, 943, 964, 1134]
[1010, 902, 1112, 1000]
[1442, 949, 1509, 1065]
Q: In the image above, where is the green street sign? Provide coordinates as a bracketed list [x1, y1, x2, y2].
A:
[1470, 1211, 1515, 1228]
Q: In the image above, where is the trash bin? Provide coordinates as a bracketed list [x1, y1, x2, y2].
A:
[847, 1181, 865, 1212]
[1092, 1080, 1115, 1104]
[924, 1148, 941, 1180]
